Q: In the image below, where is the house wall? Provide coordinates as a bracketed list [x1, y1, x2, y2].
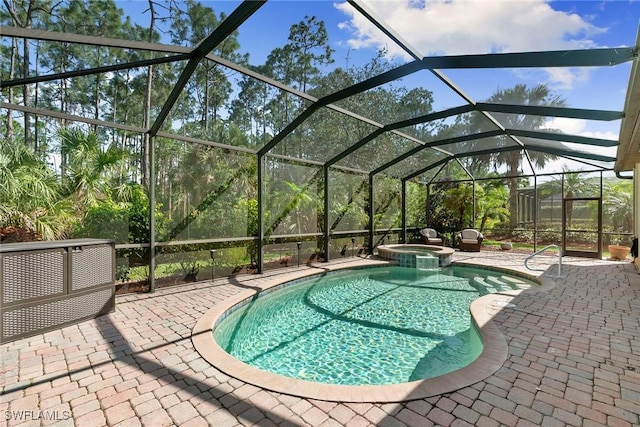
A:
[635, 164, 640, 269]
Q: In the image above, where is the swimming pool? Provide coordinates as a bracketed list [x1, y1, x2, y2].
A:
[195, 264, 537, 401]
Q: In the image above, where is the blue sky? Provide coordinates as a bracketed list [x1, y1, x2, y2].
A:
[118, 0, 639, 170]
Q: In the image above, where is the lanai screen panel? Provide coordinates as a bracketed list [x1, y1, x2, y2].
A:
[228, 79, 314, 151]
[373, 176, 402, 231]
[155, 140, 255, 241]
[330, 74, 435, 126]
[270, 105, 378, 162]
[602, 176, 633, 246]
[405, 180, 428, 230]
[38, 121, 133, 244]
[441, 63, 631, 112]
[446, 65, 632, 112]
[0, 53, 191, 132]
[535, 173, 564, 243]
[263, 159, 321, 236]
[515, 135, 617, 165]
[233, 0, 408, 96]
[327, 170, 369, 233]
[562, 171, 602, 199]
[335, 132, 422, 172]
[383, 146, 449, 179]
[492, 113, 621, 134]
[396, 110, 500, 144]
[164, 61, 290, 144]
[427, 180, 475, 232]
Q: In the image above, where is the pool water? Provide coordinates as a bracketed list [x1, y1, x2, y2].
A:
[213, 266, 534, 385]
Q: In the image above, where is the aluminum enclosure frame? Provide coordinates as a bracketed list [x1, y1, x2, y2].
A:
[1, 0, 637, 278]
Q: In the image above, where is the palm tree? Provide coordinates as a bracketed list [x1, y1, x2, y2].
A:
[476, 185, 510, 232]
[0, 139, 72, 240]
[59, 128, 124, 211]
[603, 181, 633, 241]
[467, 84, 566, 230]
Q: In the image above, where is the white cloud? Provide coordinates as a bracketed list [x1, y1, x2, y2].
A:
[542, 117, 618, 163]
[545, 117, 618, 141]
[544, 117, 588, 134]
[335, 0, 608, 88]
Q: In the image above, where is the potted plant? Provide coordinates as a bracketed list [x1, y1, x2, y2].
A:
[608, 240, 630, 260]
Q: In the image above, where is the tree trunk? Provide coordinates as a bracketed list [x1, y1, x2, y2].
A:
[141, 0, 157, 189]
[5, 37, 17, 140]
[22, 33, 32, 148]
[93, 48, 101, 132]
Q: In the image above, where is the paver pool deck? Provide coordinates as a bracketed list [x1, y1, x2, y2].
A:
[1, 251, 639, 426]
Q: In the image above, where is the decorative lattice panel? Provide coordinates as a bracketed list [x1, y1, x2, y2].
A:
[2, 250, 65, 303]
[2, 288, 113, 340]
[72, 245, 112, 291]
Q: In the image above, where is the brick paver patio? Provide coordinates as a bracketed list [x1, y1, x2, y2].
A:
[1, 252, 639, 426]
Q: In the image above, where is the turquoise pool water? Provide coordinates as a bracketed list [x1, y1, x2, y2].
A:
[213, 266, 534, 385]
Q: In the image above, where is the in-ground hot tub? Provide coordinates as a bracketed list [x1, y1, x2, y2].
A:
[376, 244, 454, 267]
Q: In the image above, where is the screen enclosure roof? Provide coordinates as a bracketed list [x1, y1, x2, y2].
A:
[1, 0, 639, 181]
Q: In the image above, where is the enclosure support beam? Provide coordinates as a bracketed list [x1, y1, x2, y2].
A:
[368, 175, 375, 255]
[372, 130, 503, 176]
[472, 180, 476, 228]
[324, 166, 331, 262]
[0, 54, 191, 89]
[533, 175, 538, 253]
[149, 1, 264, 137]
[422, 47, 635, 69]
[257, 155, 264, 274]
[508, 129, 618, 147]
[600, 172, 604, 256]
[426, 184, 431, 228]
[149, 134, 156, 293]
[401, 180, 407, 244]
[477, 103, 623, 122]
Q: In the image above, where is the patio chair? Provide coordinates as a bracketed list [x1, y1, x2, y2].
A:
[457, 228, 483, 252]
[419, 228, 444, 245]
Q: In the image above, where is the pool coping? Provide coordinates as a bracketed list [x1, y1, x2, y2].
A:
[192, 259, 551, 403]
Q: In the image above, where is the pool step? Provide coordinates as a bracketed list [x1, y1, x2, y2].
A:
[486, 276, 514, 291]
[498, 275, 531, 289]
[472, 277, 498, 293]
[473, 276, 514, 293]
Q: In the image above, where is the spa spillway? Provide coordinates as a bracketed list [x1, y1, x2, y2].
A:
[376, 244, 454, 267]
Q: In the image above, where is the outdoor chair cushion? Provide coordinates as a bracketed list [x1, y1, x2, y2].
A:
[457, 228, 483, 252]
[419, 228, 444, 245]
[420, 228, 438, 238]
[460, 229, 482, 241]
